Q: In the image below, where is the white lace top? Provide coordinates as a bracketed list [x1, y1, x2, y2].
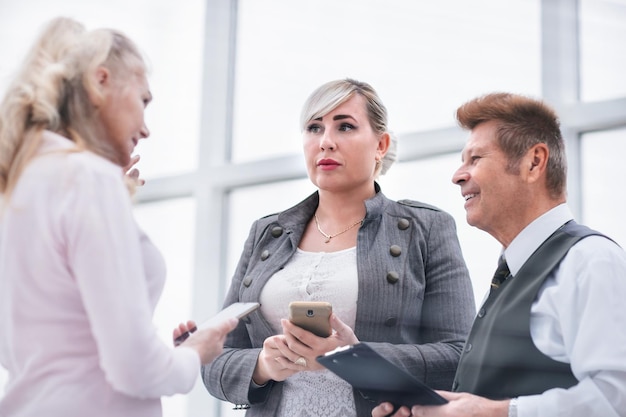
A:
[259, 247, 359, 417]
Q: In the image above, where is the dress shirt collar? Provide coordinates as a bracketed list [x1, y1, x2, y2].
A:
[504, 203, 574, 276]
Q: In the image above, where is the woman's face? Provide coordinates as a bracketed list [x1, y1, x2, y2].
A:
[97, 67, 152, 167]
[302, 94, 388, 193]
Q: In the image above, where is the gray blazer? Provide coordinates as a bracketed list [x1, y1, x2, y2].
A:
[202, 184, 475, 416]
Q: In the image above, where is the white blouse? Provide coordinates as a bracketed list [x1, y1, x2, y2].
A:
[259, 247, 359, 417]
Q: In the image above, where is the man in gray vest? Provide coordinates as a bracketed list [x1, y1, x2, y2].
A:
[372, 93, 626, 417]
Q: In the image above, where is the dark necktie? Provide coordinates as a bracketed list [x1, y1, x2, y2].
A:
[490, 256, 510, 291]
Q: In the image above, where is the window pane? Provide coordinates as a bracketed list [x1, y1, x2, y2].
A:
[232, 0, 540, 162]
[0, 0, 205, 178]
[581, 129, 626, 247]
[580, 0, 626, 101]
[134, 198, 197, 417]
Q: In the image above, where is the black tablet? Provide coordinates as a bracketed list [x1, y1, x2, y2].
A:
[317, 342, 448, 408]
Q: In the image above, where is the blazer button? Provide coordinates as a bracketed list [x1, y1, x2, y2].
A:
[271, 226, 283, 238]
[389, 245, 402, 257]
[477, 308, 486, 318]
[384, 317, 397, 327]
[397, 218, 410, 230]
[243, 276, 253, 287]
[261, 250, 270, 261]
[386, 271, 400, 284]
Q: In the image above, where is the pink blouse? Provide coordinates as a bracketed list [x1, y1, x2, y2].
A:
[0, 131, 199, 417]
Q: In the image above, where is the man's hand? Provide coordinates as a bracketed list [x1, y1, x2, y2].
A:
[371, 391, 510, 417]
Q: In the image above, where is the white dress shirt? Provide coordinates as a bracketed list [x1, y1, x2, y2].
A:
[0, 131, 200, 417]
[501, 204, 626, 417]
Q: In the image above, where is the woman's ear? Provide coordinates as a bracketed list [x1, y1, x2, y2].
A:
[85, 66, 110, 107]
[377, 132, 391, 158]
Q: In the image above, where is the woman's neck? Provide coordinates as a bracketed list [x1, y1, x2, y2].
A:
[315, 184, 375, 222]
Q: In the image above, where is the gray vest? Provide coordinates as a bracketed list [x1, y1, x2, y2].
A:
[452, 221, 606, 399]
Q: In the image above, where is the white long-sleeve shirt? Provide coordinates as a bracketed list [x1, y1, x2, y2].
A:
[0, 131, 200, 417]
[501, 204, 626, 417]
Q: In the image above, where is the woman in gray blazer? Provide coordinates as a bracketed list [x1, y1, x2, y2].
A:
[202, 79, 475, 416]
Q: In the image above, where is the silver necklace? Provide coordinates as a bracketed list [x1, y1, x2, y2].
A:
[314, 214, 364, 243]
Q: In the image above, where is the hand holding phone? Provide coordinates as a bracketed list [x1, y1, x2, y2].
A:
[288, 301, 332, 338]
[174, 302, 260, 346]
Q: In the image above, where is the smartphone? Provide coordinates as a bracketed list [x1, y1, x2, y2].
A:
[174, 302, 260, 346]
[288, 301, 332, 337]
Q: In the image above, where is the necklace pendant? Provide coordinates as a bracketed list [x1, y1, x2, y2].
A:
[325, 236, 331, 243]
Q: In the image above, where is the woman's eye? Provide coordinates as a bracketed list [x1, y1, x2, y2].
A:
[339, 123, 355, 132]
[306, 124, 322, 133]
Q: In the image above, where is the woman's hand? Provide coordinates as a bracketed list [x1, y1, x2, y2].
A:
[280, 313, 359, 372]
[124, 154, 145, 186]
[252, 334, 306, 385]
[252, 314, 358, 385]
[372, 402, 411, 417]
[173, 318, 238, 365]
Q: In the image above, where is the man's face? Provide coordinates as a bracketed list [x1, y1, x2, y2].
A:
[451, 120, 528, 245]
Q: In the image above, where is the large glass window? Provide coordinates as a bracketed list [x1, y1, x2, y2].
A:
[0, 0, 206, 178]
[581, 128, 626, 247]
[231, 0, 541, 163]
[133, 198, 197, 417]
[580, 0, 626, 101]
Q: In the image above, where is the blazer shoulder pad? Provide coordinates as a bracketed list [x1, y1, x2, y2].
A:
[259, 212, 280, 220]
[396, 199, 442, 212]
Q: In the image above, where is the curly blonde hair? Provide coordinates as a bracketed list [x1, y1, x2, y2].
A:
[0, 17, 146, 197]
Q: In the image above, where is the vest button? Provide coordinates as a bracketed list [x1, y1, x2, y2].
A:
[452, 381, 459, 391]
[243, 276, 252, 287]
[477, 308, 486, 318]
[261, 250, 270, 261]
[465, 343, 472, 352]
[271, 226, 283, 238]
[389, 245, 402, 257]
[386, 271, 400, 284]
[397, 218, 410, 230]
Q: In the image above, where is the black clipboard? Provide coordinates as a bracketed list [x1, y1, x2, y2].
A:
[316, 342, 448, 408]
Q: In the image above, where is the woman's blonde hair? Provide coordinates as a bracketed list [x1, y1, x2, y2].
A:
[300, 78, 397, 176]
[0, 17, 146, 197]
